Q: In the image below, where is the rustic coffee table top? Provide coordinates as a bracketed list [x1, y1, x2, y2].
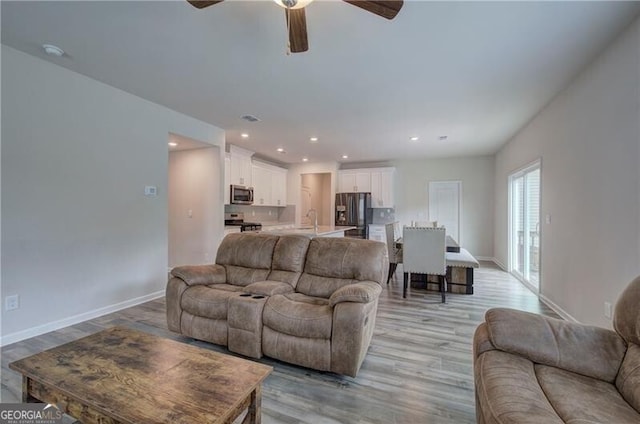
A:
[9, 326, 273, 424]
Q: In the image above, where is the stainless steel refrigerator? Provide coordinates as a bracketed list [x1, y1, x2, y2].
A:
[335, 192, 373, 239]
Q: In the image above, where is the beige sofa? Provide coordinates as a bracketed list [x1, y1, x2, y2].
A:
[166, 232, 388, 377]
[473, 275, 640, 423]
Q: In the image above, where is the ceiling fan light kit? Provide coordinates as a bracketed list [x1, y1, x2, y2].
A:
[273, 0, 314, 10]
[187, 0, 403, 53]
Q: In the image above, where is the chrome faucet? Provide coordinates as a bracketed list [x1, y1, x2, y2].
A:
[306, 208, 318, 233]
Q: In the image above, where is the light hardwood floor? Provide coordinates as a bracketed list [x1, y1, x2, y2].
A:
[1, 262, 558, 423]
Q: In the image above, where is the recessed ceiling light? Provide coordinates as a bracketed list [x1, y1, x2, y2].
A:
[302, 157, 309, 162]
[342, 155, 348, 159]
[240, 133, 249, 138]
[168, 142, 178, 147]
[42, 44, 64, 57]
[310, 137, 318, 142]
[438, 135, 449, 141]
[276, 148, 286, 154]
[409, 136, 419, 142]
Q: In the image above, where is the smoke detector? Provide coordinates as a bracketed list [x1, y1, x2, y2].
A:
[42, 44, 64, 57]
[241, 115, 260, 123]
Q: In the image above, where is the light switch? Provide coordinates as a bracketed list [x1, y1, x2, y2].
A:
[188, 209, 193, 218]
[545, 214, 551, 224]
[144, 186, 157, 197]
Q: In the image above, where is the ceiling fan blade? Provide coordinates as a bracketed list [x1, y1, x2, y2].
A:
[342, 1, 403, 20]
[286, 8, 309, 53]
[187, 1, 224, 9]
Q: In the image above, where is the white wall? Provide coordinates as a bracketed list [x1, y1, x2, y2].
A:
[1, 46, 225, 344]
[169, 147, 221, 267]
[392, 156, 495, 259]
[494, 19, 640, 327]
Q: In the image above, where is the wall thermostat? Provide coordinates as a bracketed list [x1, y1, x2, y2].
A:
[144, 186, 158, 196]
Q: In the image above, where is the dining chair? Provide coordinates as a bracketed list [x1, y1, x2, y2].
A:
[385, 223, 402, 284]
[402, 226, 447, 302]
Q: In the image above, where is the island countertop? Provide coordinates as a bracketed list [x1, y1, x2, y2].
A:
[260, 225, 356, 237]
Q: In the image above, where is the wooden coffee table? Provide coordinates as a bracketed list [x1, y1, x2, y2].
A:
[9, 326, 272, 424]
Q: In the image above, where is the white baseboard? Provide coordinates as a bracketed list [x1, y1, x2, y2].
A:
[491, 258, 506, 270]
[475, 256, 494, 262]
[0, 290, 165, 347]
[540, 294, 579, 323]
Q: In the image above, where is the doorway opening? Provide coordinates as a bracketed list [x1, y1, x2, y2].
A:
[508, 161, 541, 291]
[300, 173, 332, 226]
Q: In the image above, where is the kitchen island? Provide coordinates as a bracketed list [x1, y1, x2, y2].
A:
[260, 225, 356, 238]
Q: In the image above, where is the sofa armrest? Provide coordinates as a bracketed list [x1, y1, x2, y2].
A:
[329, 282, 382, 307]
[171, 264, 226, 286]
[485, 308, 627, 382]
[473, 322, 496, 359]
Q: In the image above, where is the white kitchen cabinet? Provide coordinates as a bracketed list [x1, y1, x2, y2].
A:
[224, 153, 231, 205]
[229, 145, 253, 187]
[251, 161, 288, 207]
[338, 170, 371, 193]
[252, 163, 272, 206]
[370, 168, 395, 208]
[272, 167, 288, 207]
[368, 224, 387, 245]
[338, 167, 395, 208]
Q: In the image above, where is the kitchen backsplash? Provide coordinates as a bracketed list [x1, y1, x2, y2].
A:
[225, 204, 295, 223]
[226, 204, 393, 225]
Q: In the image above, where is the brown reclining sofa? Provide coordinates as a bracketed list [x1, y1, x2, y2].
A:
[166, 232, 388, 377]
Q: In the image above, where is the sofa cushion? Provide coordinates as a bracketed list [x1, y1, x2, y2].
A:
[263, 293, 333, 339]
[180, 284, 243, 319]
[215, 233, 278, 270]
[475, 350, 564, 423]
[485, 308, 626, 382]
[267, 235, 310, 287]
[225, 265, 271, 287]
[243, 280, 295, 296]
[297, 238, 387, 298]
[536, 364, 640, 423]
[616, 343, 640, 413]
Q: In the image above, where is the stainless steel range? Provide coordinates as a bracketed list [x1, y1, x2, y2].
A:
[224, 212, 262, 232]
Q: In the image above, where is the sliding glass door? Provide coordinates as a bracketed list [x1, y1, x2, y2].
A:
[509, 162, 541, 291]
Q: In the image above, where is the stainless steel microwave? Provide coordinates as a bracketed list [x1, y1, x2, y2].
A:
[230, 185, 254, 205]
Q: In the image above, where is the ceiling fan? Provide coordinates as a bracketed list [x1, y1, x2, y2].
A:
[187, 0, 404, 53]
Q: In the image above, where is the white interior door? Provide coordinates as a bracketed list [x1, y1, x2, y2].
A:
[428, 181, 461, 242]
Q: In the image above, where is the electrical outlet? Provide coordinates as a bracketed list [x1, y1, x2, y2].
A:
[5, 295, 19, 311]
[604, 302, 612, 319]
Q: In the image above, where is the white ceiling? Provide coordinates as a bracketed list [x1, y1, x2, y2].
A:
[3, 1, 639, 164]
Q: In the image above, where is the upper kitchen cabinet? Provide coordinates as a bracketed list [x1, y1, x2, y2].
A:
[338, 167, 395, 208]
[272, 167, 287, 207]
[252, 162, 272, 206]
[251, 161, 288, 207]
[370, 168, 395, 208]
[229, 145, 253, 187]
[338, 170, 371, 193]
